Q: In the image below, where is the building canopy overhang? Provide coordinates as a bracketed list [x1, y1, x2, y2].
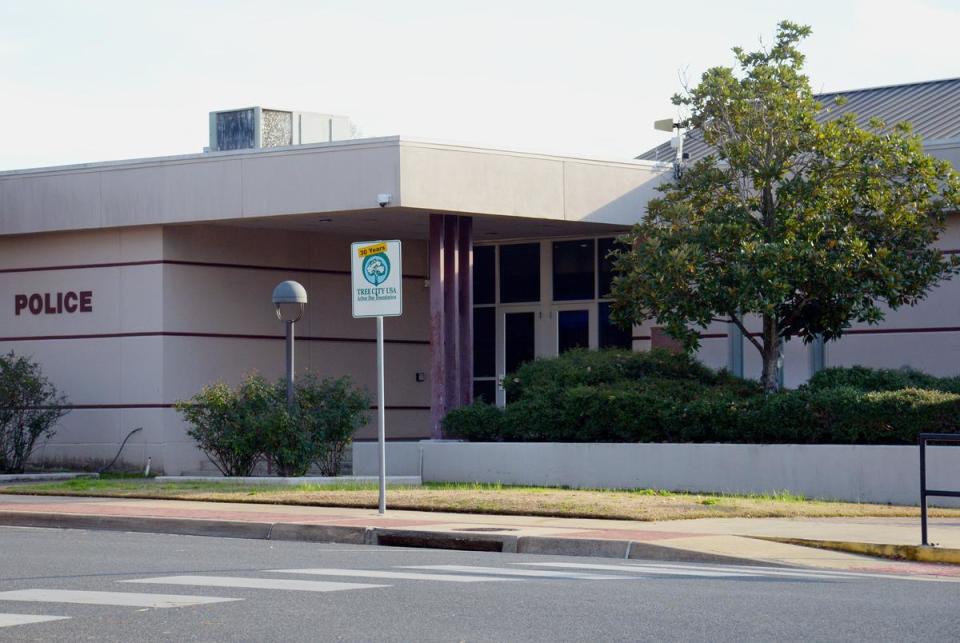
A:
[0, 136, 669, 238]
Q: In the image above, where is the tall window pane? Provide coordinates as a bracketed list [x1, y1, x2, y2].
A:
[473, 307, 495, 377]
[499, 243, 540, 303]
[599, 302, 632, 349]
[598, 237, 625, 299]
[553, 239, 595, 301]
[473, 245, 495, 305]
[558, 309, 589, 353]
[504, 312, 536, 374]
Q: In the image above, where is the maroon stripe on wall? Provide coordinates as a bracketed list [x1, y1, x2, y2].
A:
[844, 325, 960, 335]
[0, 258, 428, 280]
[631, 333, 727, 341]
[0, 331, 429, 345]
[634, 326, 960, 341]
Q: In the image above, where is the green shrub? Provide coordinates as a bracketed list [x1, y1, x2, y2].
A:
[175, 375, 273, 476]
[177, 373, 370, 477]
[442, 352, 960, 446]
[501, 349, 720, 403]
[442, 400, 505, 441]
[854, 388, 960, 444]
[0, 352, 69, 474]
[502, 393, 568, 441]
[559, 384, 677, 442]
[295, 374, 370, 476]
[806, 366, 960, 394]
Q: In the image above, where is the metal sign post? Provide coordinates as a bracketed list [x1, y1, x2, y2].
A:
[376, 315, 386, 513]
[351, 240, 402, 514]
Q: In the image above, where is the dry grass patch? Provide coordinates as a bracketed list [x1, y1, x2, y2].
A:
[2, 478, 959, 522]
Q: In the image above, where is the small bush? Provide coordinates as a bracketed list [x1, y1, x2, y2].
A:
[295, 374, 371, 476]
[178, 373, 370, 477]
[0, 352, 69, 474]
[175, 376, 273, 476]
[442, 400, 505, 441]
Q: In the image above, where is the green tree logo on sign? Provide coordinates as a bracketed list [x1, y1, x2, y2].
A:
[362, 253, 391, 286]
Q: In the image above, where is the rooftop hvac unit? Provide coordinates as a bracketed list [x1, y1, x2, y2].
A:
[208, 107, 353, 152]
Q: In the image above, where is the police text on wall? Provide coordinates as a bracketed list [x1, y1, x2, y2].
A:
[15, 291, 93, 315]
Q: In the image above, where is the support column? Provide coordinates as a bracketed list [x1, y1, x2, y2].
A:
[457, 217, 473, 408]
[443, 215, 460, 421]
[429, 213, 474, 439]
[429, 214, 446, 439]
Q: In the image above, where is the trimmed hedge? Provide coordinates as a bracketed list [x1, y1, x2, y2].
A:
[806, 365, 960, 394]
[442, 350, 960, 445]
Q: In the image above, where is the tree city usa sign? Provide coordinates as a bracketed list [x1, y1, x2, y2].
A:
[351, 240, 402, 318]
[350, 239, 402, 514]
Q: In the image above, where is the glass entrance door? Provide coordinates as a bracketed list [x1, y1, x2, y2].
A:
[498, 307, 541, 406]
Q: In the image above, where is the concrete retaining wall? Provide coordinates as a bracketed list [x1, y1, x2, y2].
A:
[416, 442, 960, 507]
[352, 441, 423, 477]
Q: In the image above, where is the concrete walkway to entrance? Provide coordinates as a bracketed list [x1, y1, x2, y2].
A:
[1, 494, 958, 579]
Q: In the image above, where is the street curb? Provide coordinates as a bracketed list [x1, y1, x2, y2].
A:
[752, 536, 960, 565]
[0, 473, 99, 483]
[0, 510, 772, 566]
[154, 476, 423, 486]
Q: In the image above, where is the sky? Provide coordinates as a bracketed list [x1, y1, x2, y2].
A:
[1, 0, 958, 171]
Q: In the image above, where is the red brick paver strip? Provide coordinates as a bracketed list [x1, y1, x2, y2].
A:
[0, 501, 448, 529]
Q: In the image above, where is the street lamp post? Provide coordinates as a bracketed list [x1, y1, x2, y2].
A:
[272, 281, 308, 408]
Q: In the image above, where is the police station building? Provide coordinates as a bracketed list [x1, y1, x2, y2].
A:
[2, 80, 960, 474]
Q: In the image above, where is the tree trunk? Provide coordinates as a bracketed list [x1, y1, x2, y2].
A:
[759, 183, 780, 394]
[760, 314, 780, 393]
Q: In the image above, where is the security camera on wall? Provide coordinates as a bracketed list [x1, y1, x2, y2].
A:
[377, 193, 392, 207]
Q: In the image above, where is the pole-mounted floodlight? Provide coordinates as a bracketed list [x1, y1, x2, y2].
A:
[272, 280, 308, 407]
[654, 118, 688, 180]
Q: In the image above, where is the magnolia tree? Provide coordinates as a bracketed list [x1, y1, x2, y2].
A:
[610, 21, 960, 392]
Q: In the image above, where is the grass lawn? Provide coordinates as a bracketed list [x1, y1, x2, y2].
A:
[1, 478, 958, 522]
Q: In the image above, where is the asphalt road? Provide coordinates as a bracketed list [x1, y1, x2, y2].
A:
[0, 526, 957, 642]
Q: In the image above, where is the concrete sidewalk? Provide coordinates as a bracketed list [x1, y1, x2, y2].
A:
[1, 494, 958, 579]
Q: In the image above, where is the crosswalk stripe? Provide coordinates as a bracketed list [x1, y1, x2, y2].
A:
[520, 561, 958, 583]
[0, 613, 70, 628]
[0, 589, 239, 608]
[620, 562, 959, 583]
[266, 568, 523, 583]
[401, 565, 637, 580]
[513, 562, 755, 578]
[123, 576, 389, 593]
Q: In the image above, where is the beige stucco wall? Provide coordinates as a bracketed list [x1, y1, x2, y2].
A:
[0, 227, 167, 470]
[685, 211, 960, 382]
[160, 225, 431, 474]
[399, 142, 665, 225]
[0, 223, 431, 475]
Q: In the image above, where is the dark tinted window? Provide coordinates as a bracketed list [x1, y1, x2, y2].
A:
[558, 309, 589, 353]
[598, 237, 624, 299]
[499, 243, 540, 303]
[473, 380, 497, 405]
[599, 302, 632, 349]
[553, 239, 595, 301]
[473, 245, 495, 305]
[473, 307, 495, 378]
[505, 311, 536, 374]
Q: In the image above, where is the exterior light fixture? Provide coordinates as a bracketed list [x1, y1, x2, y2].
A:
[654, 117, 688, 180]
[272, 280, 308, 407]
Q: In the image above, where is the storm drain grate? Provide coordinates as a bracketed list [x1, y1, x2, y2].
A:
[375, 533, 505, 552]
